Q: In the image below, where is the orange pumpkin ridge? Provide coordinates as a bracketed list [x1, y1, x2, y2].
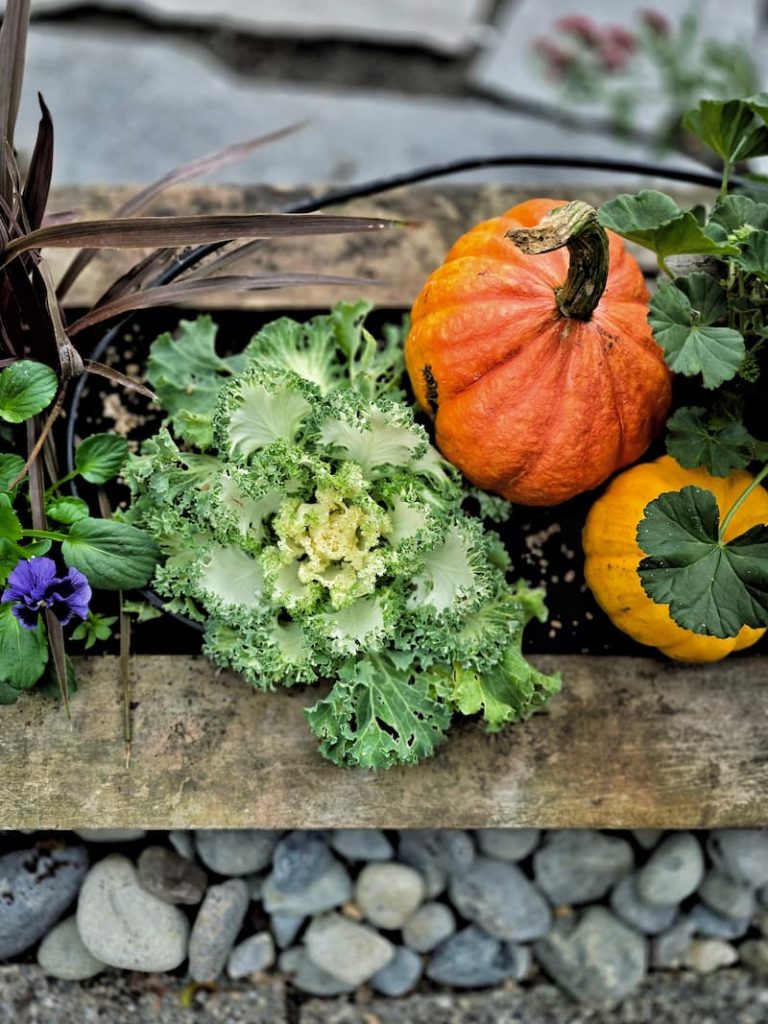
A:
[405, 199, 673, 506]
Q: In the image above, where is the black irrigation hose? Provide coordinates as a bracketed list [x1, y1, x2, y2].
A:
[63, 152, 742, 629]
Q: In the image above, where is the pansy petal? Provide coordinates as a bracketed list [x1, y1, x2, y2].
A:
[11, 602, 40, 630]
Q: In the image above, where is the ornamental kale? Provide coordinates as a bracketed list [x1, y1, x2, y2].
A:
[124, 302, 559, 768]
[598, 95, 768, 640]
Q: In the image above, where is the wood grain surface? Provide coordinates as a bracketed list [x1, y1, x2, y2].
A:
[1, 654, 765, 830]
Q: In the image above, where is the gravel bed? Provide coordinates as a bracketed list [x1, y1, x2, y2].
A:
[1, 829, 767, 1015]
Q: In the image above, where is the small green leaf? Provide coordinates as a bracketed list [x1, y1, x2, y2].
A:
[705, 195, 768, 242]
[62, 518, 160, 590]
[71, 611, 117, 649]
[683, 99, 768, 164]
[0, 454, 24, 492]
[735, 229, 768, 279]
[74, 433, 129, 484]
[637, 486, 768, 638]
[649, 277, 745, 389]
[0, 602, 49, 689]
[666, 407, 756, 476]
[0, 681, 20, 704]
[0, 361, 58, 423]
[0, 493, 22, 542]
[47, 496, 90, 525]
[599, 191, 738, 260]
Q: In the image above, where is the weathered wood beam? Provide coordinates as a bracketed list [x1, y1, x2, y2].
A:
[1, 654, 765, 829]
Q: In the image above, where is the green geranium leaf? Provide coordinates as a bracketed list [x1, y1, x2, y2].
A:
[735, 229, 768, 278]
[0, 454, 24, 493]
[666, 407, 756, 476]
[705, 194, 768, 242]
[47, 496, 90, 525]
[683, 99, 768, 164]
[147, 316, 245, 450]
[0, 602, 49, 689]
[0, 361, 58, 423]
[0, 493, 22, 542]
[62, 518, 160, 590]
[599, 191, 738, 260]
[637, 486, 768, 638]
[649, 277, 745, 388]
[74, 433, 130, 484]
[305, 651, 451, 769]
[0, 681, 20, 704]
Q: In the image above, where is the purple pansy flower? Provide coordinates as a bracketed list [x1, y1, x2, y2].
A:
[1, 557, 91, 630]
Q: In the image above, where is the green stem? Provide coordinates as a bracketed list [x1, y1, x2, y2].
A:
[719, 464, 768, 542]
[22, 528, 68, 543]
[45, 469, 78, 498]
[720, 161, 731, 201]
[506, 201, 609, 320]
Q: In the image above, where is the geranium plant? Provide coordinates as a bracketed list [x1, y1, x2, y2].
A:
[596, 95, 768, 640]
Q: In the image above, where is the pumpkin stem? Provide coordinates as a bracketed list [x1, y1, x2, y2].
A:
[506, 201, 608, 320]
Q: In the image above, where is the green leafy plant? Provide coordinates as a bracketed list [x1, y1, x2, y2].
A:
[0, 0, 401, 704]
[597, 94, 768, 640]
[123, 303, 559, 768]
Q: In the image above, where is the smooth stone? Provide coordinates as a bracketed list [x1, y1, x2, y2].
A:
[370, 947, 423, 996]
[263, 858, 352, 916]
[476, 829, 540, 862]
[610, 873, 679, 936]
[271, 912, 305, 949]
[699, 871, 756, 922]
[398, 831, 475, 898]
[403, 902, 456, 953]
[77, 854, 188, 972]
[305, 913, 394, 986]
[37, 916, 106, 981]
[739, 939, 768, 975]
[355, 863, 425, 929]
[632, 830, 665, 851]
[329, 829, 393, 862]
[451, 857, 551, 942]
[690, 903, 752, 941]
[761, 884, 768, 910]
[0, 845, 89, 959]
[533, 830, 634, 906]
[535, 907, 648, 1009]
[425, 926, 521, 988]
[279, 948, 356, 996]
[651, 918, 696, 969]
[74, 829, 146, 843]
[708, 831, 768, 888]
[138, 846, 208, 906]
[684, 939, 739, 974]
[168, 830, 196, 862]
[272, 832, 333, 893]
[189, 879, 250, 983]
[195, 830, 279, 877]
[227, 931, 276, 979]
[637, 833, 704, 906]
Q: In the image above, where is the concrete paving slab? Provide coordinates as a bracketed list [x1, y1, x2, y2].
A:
[472, 0, 764, 132]
[10, 0, 495, 54]
[17, 26, 705, 189]
[299, 971, 768, 1024]
[0, 965, 287, 1024]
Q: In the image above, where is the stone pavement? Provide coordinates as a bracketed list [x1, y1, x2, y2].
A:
[1, 966, 767, 1024]
[9, 0, 766, 189]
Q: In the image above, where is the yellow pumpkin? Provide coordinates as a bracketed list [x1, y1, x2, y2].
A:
[583, 455, 768, 662]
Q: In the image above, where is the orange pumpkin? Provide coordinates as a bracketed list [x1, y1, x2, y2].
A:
[405, 199, 673, 505]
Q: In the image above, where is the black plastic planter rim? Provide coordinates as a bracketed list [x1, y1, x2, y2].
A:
[64, 152, 734, 634]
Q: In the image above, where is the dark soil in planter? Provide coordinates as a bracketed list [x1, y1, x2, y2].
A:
[66, 305, 767, 662]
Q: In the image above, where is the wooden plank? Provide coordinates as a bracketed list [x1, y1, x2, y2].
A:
[48, 184, 706, 311]
[1, 654, 766, 830]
